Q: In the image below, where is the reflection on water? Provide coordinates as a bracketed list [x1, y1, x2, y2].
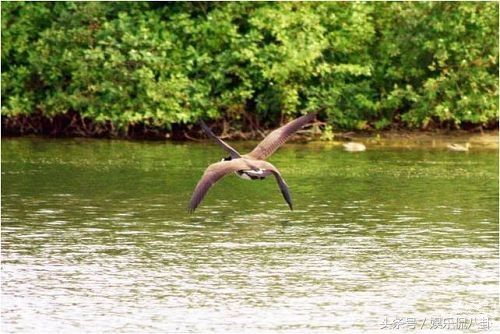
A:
[2, 138, 498, 332]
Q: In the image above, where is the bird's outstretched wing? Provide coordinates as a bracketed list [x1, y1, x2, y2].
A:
[253, 160, 293, 211]
[245, 113, 315, 160]
[270, 171, 293, 210]
[200, 120, 241, 159]
[188, 159, 250, 212]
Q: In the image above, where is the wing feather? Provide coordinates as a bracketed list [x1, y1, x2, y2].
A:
[246, 113, 315, 160]
[188, 159, 249, 212]
[252, 160, 293, 210]
[200, 121, 241, 159]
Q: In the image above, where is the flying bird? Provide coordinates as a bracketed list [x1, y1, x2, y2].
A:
[188, 113, 316, 212]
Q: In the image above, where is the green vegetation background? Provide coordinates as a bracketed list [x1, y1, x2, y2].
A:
[1, 2, 498, 135]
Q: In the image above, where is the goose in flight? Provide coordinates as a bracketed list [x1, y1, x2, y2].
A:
[188, 113, 316, 212]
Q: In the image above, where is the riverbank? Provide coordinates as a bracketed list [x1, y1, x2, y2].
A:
[3, 122, 498, 152]
[330, 130, 499, 150]
[1, 112, 498, 148]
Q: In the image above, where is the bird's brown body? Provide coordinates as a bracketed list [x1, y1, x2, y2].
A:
[188, 113, 316, 212]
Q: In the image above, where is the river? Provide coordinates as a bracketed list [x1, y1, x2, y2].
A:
[2, 137, 498, 332]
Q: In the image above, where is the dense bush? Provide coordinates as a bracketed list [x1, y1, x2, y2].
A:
[1, 2, 498, 135]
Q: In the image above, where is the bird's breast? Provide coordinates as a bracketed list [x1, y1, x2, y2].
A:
[235, 169, 270, 180]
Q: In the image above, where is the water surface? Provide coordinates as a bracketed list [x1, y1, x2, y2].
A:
[2, 138, 498, 332]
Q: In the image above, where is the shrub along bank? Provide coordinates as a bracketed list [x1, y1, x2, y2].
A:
[1, 2, 498, 138]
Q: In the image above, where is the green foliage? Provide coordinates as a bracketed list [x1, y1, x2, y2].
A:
[1, 2, 498, 131]
[372, 2, 499, 128]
